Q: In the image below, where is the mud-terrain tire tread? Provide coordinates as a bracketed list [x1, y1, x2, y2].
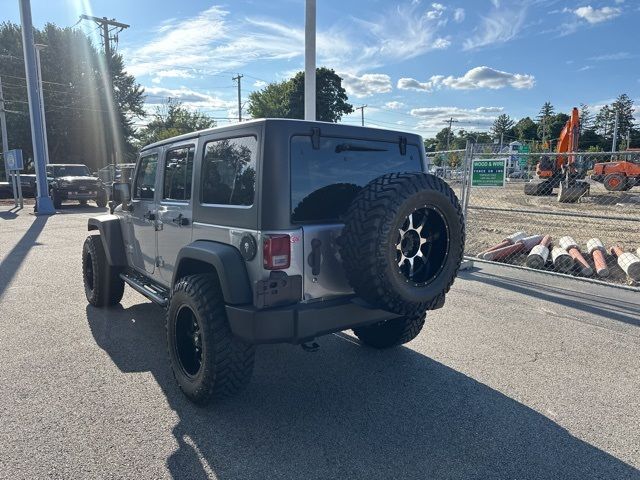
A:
[82, 235, 125, 307]
[353, 313, 426, 349]
[167, 274, 255, 404]
[340, 172, 464, 316]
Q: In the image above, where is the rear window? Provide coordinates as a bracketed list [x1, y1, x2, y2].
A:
[290, 136, 422, 223]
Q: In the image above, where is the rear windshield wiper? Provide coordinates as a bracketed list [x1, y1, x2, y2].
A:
[335, 143, 388, 153]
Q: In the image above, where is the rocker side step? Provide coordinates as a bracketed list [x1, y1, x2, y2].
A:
[120, 270, 169, 307]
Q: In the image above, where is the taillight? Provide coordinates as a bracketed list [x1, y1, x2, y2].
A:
[263, 234, 291, 270]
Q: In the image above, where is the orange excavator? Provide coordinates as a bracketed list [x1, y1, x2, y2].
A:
[591, 148, 640, 191]
[524, 107, 589, 202]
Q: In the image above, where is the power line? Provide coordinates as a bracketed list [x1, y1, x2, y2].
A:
[354, 105, 367, 126]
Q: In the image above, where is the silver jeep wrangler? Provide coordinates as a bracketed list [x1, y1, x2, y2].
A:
[83, 119, 464, 404]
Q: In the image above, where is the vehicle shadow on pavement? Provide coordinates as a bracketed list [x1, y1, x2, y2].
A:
[463, 270, 640, 328]
[52, 204, 109, 215]
[0, 215, 48, 300]
[86, 303, 639, 480]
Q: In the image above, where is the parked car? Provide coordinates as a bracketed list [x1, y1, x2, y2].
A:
[83, 119, 465, 405]
[47, 164, 108, 208]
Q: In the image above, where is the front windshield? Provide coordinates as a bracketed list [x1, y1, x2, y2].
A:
[52, 165, 91, 177]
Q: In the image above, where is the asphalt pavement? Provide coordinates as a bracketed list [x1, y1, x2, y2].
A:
[0, 204, 639, 480]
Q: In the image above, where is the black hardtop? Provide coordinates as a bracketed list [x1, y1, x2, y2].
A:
[139, 118, 424, 152]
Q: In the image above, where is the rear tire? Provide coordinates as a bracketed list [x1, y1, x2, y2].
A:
[82, 235, 125, 307]
[167, 274, 255, 404]
[603, 173, 627, 192]
[353, 313, 426, 349]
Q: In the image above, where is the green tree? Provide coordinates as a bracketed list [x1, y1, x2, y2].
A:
[611, 94, 635, 150]
[514, 117, 537, 140]
[0, 22, 145, 170]
[137, 98, 216, 147]
[594, 104, 614, 140]
[247, 67, 353, 122]
[537, 101, 555, 141]
[491, 114, 515, 141]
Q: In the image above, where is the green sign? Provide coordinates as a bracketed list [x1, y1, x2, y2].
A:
[518, 144, 530, 168]
[472, 159, 505, 187]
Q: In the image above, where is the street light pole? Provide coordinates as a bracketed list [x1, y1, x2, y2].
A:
[35, 44, 50, 165]
[19, 0, 54, 214]
[304, 0, 316, 121]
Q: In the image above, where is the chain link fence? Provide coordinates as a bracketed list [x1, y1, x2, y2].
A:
[428, 144, 640, 290]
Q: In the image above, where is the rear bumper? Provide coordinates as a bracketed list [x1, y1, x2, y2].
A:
[226, 296, 400, 344]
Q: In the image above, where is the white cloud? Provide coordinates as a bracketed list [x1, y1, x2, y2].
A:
[454, 8, 465, 22]
[124, 2, 452, 80]
[385, 101, 405, 110]
[341, 73, 393, 97]
[573, 5, 621, 24]
[143, 86, 235, 110]
[463, 6, 527, 50]
[589, 51, 634, 61]
[398, 66, 535, 92]
[410, 106, 505, 132]
[253, 80, 267, 88]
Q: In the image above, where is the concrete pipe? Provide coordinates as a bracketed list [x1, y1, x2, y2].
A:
[482, 235, 543, 261]
[610, 245, 640, 282]
[559, 236, 593, 276]
[525, 235, 552, 269]
[552, 247, 574, 273]
[477, 232, 527, 258]
[586, 238, 609, 278]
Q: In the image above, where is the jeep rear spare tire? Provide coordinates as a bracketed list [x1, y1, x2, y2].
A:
[340, 172, 464, 316]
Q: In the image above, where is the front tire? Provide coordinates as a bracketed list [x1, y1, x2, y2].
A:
[51, 189, 62, 209]
[96, 190, 108, 208]
[82, 235, 125, 307]
[603, 173, 627, 192]
[353, 313, 426, 349]
[167, 274, 255, 404]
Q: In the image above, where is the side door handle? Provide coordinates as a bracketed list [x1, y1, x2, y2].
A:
[172, 213, 189, 226]
[143, 210, 156, 221]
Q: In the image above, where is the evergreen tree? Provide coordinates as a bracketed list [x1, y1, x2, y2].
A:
[536, 101, 555, 141]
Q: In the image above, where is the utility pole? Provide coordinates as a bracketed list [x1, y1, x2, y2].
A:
[35, 44, 50, 165]
[0, 77, 10, 183]
[444, 117, 459, 150]
[355, 105, 367, 126]
[19, 0, 54, 214]
[79, 15, 130, 66]
[304, 0, 316, 121]
[80, 14, 129, 167]
[232, 74, 243, 122]
[611, 110, 619, 153]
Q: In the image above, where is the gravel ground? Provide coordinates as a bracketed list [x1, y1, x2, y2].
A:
[0, 205, 639, 479]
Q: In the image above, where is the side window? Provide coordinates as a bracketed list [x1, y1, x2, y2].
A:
[133, 154, 158, 200]
[162, 146, 195, 201]
[201, 136, 257, 206]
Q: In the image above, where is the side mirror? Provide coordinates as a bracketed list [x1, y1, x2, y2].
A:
[113, 182, 131, 210]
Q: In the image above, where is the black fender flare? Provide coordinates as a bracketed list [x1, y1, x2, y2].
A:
[87, 215, 127, 267]
[173, 240, 252, 305]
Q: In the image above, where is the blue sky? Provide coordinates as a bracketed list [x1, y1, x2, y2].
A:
[2, 0, 639, 136]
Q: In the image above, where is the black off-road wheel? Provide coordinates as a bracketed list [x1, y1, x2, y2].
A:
[353, 313, 426, 349]
[82, 235, 125, 307]
[341, 172, 465, 317]
[51, 189, 62, 209]
[167, 274, 255, 405]
[96, 190, 108, 208]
